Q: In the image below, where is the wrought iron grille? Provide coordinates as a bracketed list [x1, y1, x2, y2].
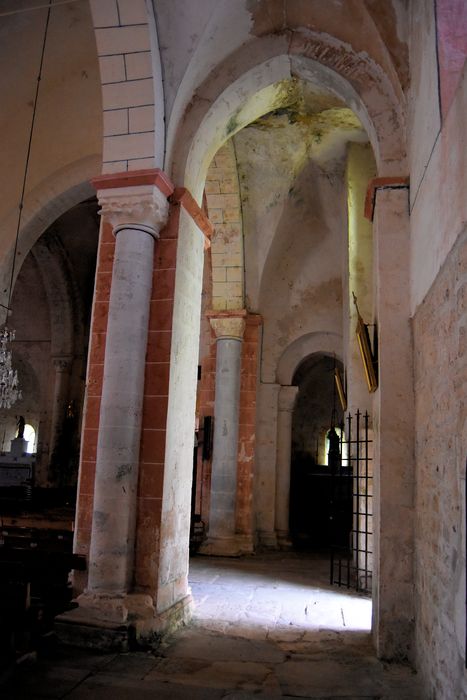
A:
[330, 410, 373, 594]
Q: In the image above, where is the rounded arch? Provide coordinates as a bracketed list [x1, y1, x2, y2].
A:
[204, 140, 245, 310]
[31, 237, 75, 358]
[277, 332, 343, 385]
[0, 157, 98, 321]
[0, 353, 41, 454]
[168, 36, 406, 197]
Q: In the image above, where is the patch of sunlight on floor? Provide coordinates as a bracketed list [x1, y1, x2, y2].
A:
[188, 551, 372, 643]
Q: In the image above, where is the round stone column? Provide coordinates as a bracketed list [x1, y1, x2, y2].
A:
[202, 311, 246, 556]
[49, 356, 72, 473]
[275, 385, 298, 548]
[85, 184, 169, 601]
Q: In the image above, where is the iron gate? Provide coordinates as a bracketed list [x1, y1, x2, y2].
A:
[330, 410, 373, 594]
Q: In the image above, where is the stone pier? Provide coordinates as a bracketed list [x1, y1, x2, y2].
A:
[275, 385, 299, 548]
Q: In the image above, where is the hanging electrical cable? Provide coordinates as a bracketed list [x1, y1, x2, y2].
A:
[0, 1, 52, 409]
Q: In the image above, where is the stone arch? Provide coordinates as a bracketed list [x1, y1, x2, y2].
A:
[168, 40, 406, 197]
[277, 332, 343, 385]
[0, 354, 41, 454]
[88, 0, 164, 172]
[0, 157, 97, 321]
[205, 140, 245, 310]
[7, 197, 99, 487]
[0, 0, 102, 317]
[31, 237, 75, 359]
[288, 351, 347, 547]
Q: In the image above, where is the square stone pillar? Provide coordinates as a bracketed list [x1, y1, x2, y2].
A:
[371, 185, 415, 661]
[275, 385, 299, 548]
[255, 382, 281, 547]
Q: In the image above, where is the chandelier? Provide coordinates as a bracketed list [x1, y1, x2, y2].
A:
[0, 329, 21, 409]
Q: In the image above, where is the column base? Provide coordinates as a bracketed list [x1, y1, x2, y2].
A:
[199, 533, 254, 557]
[257, 530, 278, 549]
[55, 592, 192, 651]
[276, 530, 293, 550]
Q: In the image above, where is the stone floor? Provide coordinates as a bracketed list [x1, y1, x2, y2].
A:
[1, 551, 422, 699]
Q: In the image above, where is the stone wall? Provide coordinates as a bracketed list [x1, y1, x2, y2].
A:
[409, 3, 466, 693]
[413, 227, 467, 699]
[205, 141, 244, 311]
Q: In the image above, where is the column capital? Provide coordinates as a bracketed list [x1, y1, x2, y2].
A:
[53, 356, 73, 372]
[208, 310, 247, 341]
[92, 168, 174, 237]
[278, 385, 299, 412]
[97, 184, 170, 238]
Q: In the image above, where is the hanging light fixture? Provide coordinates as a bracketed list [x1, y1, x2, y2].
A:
[0, 2, 52, 410]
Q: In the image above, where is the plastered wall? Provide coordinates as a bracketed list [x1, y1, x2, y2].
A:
[413, 228, 467, 700]
[410, 2, 467, 312]
[410, 2, 467, 695]
[0, 1, 101, 305]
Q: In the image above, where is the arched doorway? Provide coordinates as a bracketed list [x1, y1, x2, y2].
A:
[0, 199, 99, 504]
[289, 354, 346, 550]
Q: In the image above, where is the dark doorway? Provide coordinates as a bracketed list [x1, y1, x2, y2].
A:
[289, 354, 348, 550]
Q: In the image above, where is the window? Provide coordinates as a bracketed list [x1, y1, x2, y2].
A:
[324, 427, 348, 466]
[23, 424, 36, 454]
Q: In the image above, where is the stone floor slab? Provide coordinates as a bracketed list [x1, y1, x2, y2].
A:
[167, 627, 285, 663]
[0, 553, 422, 700]
[101, 651, 159, 678]
[66, 675, 225, 699]
[146, 659, 271, 690]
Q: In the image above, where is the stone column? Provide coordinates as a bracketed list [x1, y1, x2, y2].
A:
[49, 356, 72, 478]
[275, 385, 298, 547]
[255, 382, 281, 547]
[371, 185, 414, 661]
[81, 182, 169, 616]
[201, 311, 246, 556]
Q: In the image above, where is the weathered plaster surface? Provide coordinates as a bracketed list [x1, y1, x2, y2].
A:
[436, 0, 467, 119]
[413, 228, 467, 700]
[234, 109, 361, 383]
[247, 0, 407, 99]
[233, 96, 365, 547]
[408, 0, 441, 211]
[162, 0, 407, 187]
[410, 43, 466, 313]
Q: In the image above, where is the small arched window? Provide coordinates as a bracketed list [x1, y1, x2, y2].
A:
[324, 427, 348, 466]
[23, 424, 36, 454]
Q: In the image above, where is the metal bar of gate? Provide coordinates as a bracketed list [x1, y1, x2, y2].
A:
[330, 409, 373, 594]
